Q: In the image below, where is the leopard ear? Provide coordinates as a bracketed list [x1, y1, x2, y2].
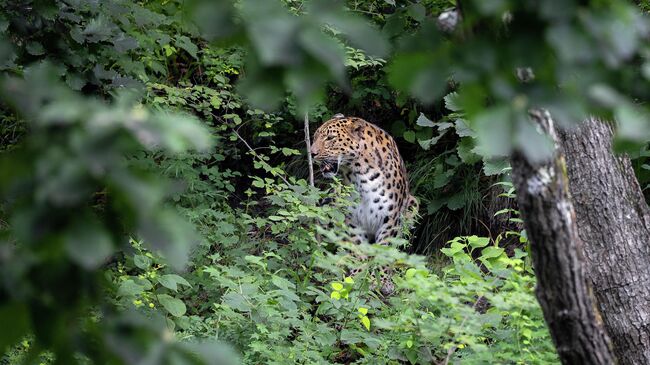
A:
[349, 118, 365, 137]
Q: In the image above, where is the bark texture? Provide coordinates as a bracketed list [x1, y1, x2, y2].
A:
[558, 118, 650, 364]
[510, 110, 615, 364]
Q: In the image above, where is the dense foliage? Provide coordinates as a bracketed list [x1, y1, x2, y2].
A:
[1, 0, 649, 364]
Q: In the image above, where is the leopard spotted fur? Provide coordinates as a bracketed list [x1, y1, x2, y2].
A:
[311, 114, 418, 294]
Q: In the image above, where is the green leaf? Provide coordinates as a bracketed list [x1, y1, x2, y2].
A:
[298, 27, 347, 86]
[26, 42, 45, 56]
[0, 16, 8, 32]
[271, 275, 295, 290]
[0, 303, 30, 353]
[118, 279, 146, 297]
[446, 192, 466, 210]
[457, 137, 481, 164]
[616, 104, 650, 141]
[358, 307, 368, 315]
[330, 291, 341, 300]
[405, 268, 416, 279]
[407, 3, 426, 22]
[157, 294, 187, 317]
[473, 105, 513, 158]
[309, 0, 389, 58]
[158, 274, 192, 292]
[483, 159, 509, 176]
[403, 130, 416, 143]
[481, 246, 505, 259]
[222, 292, 252, 311]
[134, 254, 151, 270]
[454, 119, 475, 137]
[340, 329, 365, 344]
[441, 241, 465, 257]
[417, 129, 447, 150]
[444, 92, 462, 112]
[331, 282, 343, 291]
[176, 36, 198, 59]
[64, 219, 114, 270]
[468, 236, 490, 248]
[515, 117, 554, 163]
[360, 315, 371, 331]
[137, 210, 200, 272]
[241, 0, 300, 65]
[415, 113, 435, 127]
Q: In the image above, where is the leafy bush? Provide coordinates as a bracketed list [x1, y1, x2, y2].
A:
[104, 144, 557, 364]
[5, 0, 649, 363]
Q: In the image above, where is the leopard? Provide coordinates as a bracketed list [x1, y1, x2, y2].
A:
[310, 113, 418, 294]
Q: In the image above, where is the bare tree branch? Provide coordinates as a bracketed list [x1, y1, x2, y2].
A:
[304, 112, 314, 187]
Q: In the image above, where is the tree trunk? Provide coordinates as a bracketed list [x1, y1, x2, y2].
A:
[558, 118, 650, 364]
[510, 110, 615, 364]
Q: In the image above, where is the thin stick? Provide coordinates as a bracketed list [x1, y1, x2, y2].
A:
[226, 121, 292, 186]
[304, 112, 315, 187]
[211, 112, 293, 186]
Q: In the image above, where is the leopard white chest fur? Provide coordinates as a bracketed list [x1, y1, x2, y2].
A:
[342, 165, 397, 243]
[310, 115, 417, 245]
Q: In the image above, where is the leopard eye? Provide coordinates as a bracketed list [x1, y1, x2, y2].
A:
[326, 135, 335, 141]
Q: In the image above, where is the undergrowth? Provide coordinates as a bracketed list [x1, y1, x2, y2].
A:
[108, 149, 558, 364]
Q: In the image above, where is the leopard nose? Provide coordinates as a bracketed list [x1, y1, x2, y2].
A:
[310, 145, 319, 158]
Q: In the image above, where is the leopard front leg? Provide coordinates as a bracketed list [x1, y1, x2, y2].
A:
[375, 216, 401, 245]
[363, 217, 400, 296]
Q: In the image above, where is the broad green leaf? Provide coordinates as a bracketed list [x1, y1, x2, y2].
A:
[118, 279, 146, 297]
[175, 36, 198, 59]
[446, 192, 466, 211]
[468, 236, 490, 248]
[454, 119, 475, 137]
[360, 315, 371, 330]
[405, 268, 416, 279]
[515, 117, 554, 163]
[331, 282, 343, 291]
[403, 130, 416, 143]
[481, 246, 505, 259]
[134, 254, 151, 270]
[222, 292, 252, 312]
[415, 113, 435, 127]
[309, 0, 389, 58]
[158, 274, 192, 292]
[444, 92, 462, 112]
[457, 137, 481, 164]
[441, 241, 465, 257]
[271, 275, 295, 290]
[137, 210, 200, 271]
[241, 0, 300, 65]
[157, 294, 186, 317]
[483, 159, 509, 176]
[616, 104, 650, 141]
[64, 219, 114, 270]
[298, 27, 347, 86]
[340, 329, 365, 344]
[473, 105, 512, 158]
[26, 42, 45, 56]
[0, 303, 30, 353]
[407, 3, 426, 22]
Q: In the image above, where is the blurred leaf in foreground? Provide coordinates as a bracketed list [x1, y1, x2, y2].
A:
[0, 63, 229, 364]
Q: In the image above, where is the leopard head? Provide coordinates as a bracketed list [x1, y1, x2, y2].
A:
[310, 114, 365, 178]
